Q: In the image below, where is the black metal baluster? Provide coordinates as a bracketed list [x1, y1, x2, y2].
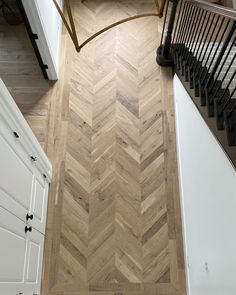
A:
[212, 48, 236, 99]
[176, 3, 189, 51]
[195, 13, 216, 78]
[192, 11, 210, 72]
[199, 15, 221, 79]
[189, 9, 206, 68]
[214, 67, 236, 129]
[183, 7, 203, 81]
[202, 17, 229, 83]
[208, 34, 236, 96]
[157, 0, 181, 66]
[183, 6, 198, 51]
[172, 1, 187, 65]
[175, 3, 190, 68]
[160, 0, 170, 47]
[178, 4, 193, 53]
[172, 0, 184, 44]
[178, 5, 196, 72]
[196, 15, 222, 104]
[186, 9, 206, 87]
[181, 6, 199, 76]
[183, 7, 201, 59]
[196, 12, 212, 63]
[179, 5, 195, 56]
[191, 11, 211, 95]
[185, 8, 203, 62]
[205, 37, 236, 116]
[205, 20, 236, 89]
[220, 72, 236, 113]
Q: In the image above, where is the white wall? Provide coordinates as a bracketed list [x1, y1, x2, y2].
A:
[174, 75, 236, 295]
[22, 0, 63, 80]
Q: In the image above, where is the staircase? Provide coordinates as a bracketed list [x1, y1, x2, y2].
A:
[157, 0, 236, 168]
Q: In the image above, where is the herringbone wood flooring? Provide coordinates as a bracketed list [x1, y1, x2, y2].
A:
[50, 1, 186, 294]
[0, 1, 186, 294]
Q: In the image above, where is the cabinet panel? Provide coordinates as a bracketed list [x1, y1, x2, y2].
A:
[26, 241, 40, 282]
[0, 206, 27, 293]
[0, 207, 45, 295]
[0, 133, 33, 213]
[24, 228, 44, 294]
[29, 171, 49, 234]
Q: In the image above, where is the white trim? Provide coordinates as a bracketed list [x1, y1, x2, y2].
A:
[22, 0, 63, 80]
[173, 74, 191, 295]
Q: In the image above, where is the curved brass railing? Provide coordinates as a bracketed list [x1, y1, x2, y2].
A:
[52, 0, 166, 52]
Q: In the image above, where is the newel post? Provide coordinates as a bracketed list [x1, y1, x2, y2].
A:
[156, 0, 179, 66]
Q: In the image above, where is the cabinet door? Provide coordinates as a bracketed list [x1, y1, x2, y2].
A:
[0, 206, 45, 295]
[0, 206, 27, 295]
[24, 228, 45, 295]
[27, 170, 49, 234]
[0, 116, 34, 223]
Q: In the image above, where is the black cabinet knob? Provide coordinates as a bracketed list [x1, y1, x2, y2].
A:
[30, 156, 37, 162]
[26, 213, 33, 220]
[13, 131, 19, 138]
[25, 226, 32, 233]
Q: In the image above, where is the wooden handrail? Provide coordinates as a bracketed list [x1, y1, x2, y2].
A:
[187, 0, 236, 20]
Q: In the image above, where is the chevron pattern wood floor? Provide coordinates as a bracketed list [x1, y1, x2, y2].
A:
[48, 1, 186, 294]
[0, 1, 186, 294]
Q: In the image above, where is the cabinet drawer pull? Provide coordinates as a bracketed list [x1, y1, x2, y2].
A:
[25, 226, 32, 233]
[30, 156, 37, 162]
[26, 213, 33, 220]
[13, 131, 19, 138]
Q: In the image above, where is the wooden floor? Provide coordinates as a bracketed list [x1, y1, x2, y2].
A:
[0, 1, 186, 294]
[0, 17, 52, 150]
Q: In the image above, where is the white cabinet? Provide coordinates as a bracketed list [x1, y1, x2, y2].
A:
[0, 79, 52, 295]
[0, 120, 49, 234]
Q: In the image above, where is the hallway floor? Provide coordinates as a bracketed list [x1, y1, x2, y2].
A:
[0, 1, 185, 294]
